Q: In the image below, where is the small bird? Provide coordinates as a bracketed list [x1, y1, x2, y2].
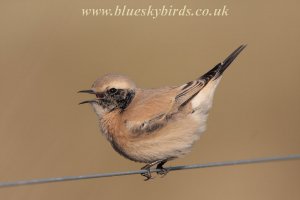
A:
[79, 45, 246, 180]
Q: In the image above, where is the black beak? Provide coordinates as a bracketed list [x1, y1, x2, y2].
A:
[78, 90, 96, 94]
[79, 100, 98, 105]
[78, 90, 97, 105]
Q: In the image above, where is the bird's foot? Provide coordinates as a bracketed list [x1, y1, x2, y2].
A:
[141, 165, 153, 181]
[156, 167, 169, 177]
[141, 170, 153, 181]
[141, 160, 166, 181]
[141, 160, 170, 180]
[156, 159, 169, 177]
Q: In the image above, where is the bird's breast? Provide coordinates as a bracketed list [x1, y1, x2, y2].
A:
[99, 111, 142, 162]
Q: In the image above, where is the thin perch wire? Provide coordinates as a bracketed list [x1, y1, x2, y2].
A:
[0, 154, 300, 188]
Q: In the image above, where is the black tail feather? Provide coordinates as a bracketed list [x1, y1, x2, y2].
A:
[199, 44, 247, 81]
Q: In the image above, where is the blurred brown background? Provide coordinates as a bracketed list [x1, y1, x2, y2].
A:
[0, 0, 300, 199]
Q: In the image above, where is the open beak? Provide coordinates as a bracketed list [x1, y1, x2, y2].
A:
[79, 100, 98, 105]
[78, 90, 96, 94]
[78, 89, 97, 105]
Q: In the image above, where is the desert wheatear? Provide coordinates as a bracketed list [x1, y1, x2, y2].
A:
[79, 45, 246, 180]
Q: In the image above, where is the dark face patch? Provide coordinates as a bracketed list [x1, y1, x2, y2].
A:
[96, 89, 135, 112]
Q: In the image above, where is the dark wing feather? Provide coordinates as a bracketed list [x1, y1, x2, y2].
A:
[126, 45, 246, 135]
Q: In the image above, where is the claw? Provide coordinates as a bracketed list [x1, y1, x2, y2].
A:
[156, 159, 169, 177]
[157, 167, 170, 177]
[140, 159, 169, 180]
[141, 168, 153, 181]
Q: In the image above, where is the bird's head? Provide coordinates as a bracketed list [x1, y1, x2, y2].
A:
[79, 74, 136, 117]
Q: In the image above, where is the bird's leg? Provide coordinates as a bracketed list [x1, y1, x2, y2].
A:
[156, 159, 170, 177]
[141, 160, 164, 181]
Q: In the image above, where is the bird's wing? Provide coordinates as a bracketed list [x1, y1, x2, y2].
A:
[122, 87, 176, 135]
[122, 81, 208, 135]
[170, 80, 206, 112]
[171, 44, 247, 113]
[123, 45, 246, 135]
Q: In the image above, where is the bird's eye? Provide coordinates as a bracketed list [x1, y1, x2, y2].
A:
[108, 88, 117, 94]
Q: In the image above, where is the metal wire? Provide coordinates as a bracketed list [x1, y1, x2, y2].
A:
[1, 154, 299, 188]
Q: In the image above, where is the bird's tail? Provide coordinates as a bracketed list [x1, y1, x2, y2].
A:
[199, 44, 247, 81]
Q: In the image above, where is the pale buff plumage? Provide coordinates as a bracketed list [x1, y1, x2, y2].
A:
[79, 45, 246, 180]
